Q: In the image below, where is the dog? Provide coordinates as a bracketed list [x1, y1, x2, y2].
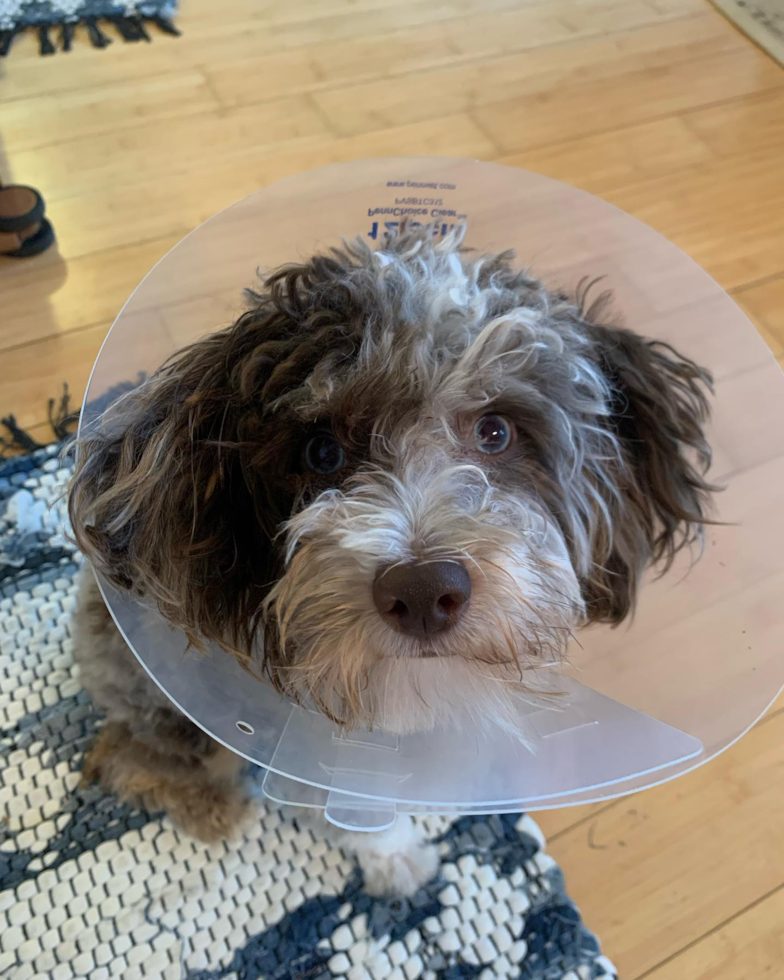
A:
[68, 224, 714, 894]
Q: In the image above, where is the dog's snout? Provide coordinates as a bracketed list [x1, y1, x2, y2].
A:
[372, 561, 471, 639]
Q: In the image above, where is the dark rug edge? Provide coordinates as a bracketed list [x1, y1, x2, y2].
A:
[0, 9, 180, 57]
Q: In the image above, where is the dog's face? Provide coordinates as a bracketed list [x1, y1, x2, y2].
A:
[70, 227, 713, 738]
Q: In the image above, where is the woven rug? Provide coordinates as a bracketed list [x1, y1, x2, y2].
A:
[711, 0, 784, 65]
[0, 443, 618, 980]
[0, 0, 179, 57]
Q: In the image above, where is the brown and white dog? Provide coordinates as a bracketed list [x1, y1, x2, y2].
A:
[68, 225, 713, 894]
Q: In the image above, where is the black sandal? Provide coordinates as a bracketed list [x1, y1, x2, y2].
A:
[0, 184, 45, 232]
[0, 183, 54, 258]
[1, 218, 55, 258]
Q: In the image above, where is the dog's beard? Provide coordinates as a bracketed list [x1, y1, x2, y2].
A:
[263, 459, 583, 741]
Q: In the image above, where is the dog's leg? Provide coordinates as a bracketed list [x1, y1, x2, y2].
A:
[324, 815, 440, 897]
[82, 719, 254, 842]
[74, 571, 255, 842]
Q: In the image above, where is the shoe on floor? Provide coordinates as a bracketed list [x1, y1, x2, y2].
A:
[0, 183, 54, 258]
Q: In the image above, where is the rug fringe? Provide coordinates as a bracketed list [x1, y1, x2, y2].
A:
[112, 16, 150, 42]
[0, 28, 17, 56]
[150, 14, 181, 36]
[60, 21, 75, 51]
[0, 385, 81, 457]
[0, 415, 45, 456]
[84, 16, 112, 48]
[37, 23, 56, 55]
[0, 14, 180, 56]
[48, 383, 81, 442]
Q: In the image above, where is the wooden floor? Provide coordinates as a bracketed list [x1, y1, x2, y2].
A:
[2, 0, 784, 975]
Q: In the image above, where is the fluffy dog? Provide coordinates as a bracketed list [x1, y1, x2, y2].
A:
[68, 225, 713, 893]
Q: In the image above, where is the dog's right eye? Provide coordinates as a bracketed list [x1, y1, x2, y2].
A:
[474, 413, 515, 454]
[304, 434, 344, 474]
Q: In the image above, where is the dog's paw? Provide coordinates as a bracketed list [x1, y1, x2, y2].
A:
[176, 787, 258, 844]
[345, 816, 440, 897]
[358, 838, 440, 897]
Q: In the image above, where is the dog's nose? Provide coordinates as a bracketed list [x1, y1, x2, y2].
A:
[372, 561, 471, 638]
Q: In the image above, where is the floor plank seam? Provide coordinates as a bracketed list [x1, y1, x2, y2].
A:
[0, 319, 114, 360]
[730, 268, 784, 296]
[633, 879, 784, 980]
[0, 10, 717, 118]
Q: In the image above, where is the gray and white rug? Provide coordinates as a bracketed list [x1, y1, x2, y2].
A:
[0, 443, 618, 980]
[711, 0, 784, 65]
[0, 0, 179, 56]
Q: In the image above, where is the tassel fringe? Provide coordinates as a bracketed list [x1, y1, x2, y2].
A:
[0, 13, 180, 56]
[0, 385, 81, 457]
[48, 384, 80, 443]
[0, 415, 45, 456]
[37, 23, 56, 55]
[60, 21, 74, 51]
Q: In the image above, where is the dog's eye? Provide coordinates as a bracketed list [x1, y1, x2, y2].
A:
[474, 414, 514, 454]
[304, 433, 344, 474]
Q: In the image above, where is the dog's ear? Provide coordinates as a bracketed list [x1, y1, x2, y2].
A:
[68, 314, 288, 661]
[580, 322, 714, 624]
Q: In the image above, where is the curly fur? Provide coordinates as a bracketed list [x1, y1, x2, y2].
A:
[71, 573, 255, 842]
[70, 224, 714, 742]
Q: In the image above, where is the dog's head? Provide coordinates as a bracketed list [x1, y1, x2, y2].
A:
[70, 226, 714, 737]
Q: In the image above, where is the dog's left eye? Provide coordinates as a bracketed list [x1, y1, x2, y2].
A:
[304, 433, 344, 474]
[474, 414, 514, 454]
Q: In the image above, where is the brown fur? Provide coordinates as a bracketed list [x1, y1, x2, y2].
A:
[81, 721, 252, 842]
[74, 574, 254, 841]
